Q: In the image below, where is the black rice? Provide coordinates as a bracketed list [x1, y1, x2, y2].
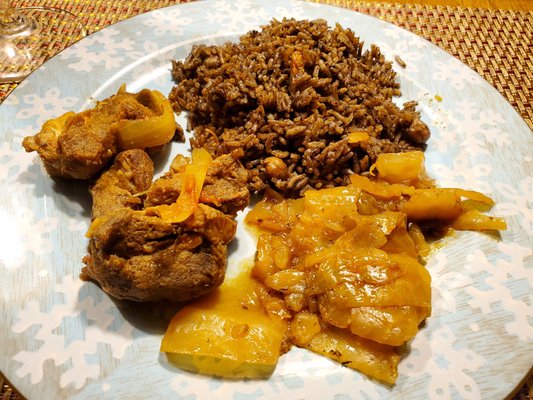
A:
[169, 18, 430, 198]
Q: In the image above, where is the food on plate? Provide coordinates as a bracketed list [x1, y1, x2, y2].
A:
[81, 147, 250, 302]
[22, 85, 182, 180]
[162, 151, 505, 383]
[19, 14, 506, 385]
[144, 148, 250, 217]
[161, 265, 287, 379]
[89, 146, 155, 219]
[169, 18, 430, 197]
[21, 83, 250, 303]
[244, 151, 505, 382]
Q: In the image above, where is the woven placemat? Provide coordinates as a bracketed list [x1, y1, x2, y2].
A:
[1, 1, 531, 400]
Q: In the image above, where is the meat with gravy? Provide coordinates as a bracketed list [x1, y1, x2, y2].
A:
[82, 149, 249, 302]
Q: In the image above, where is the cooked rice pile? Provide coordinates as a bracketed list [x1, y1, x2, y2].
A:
[169, 18, 430, 197]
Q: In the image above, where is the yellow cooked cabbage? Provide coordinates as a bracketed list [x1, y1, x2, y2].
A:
[162, 151, 506, 384]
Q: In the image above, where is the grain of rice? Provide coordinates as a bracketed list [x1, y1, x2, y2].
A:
[395, 55, 407, 68]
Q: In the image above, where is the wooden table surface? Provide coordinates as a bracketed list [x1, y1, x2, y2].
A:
[367, 0, 533, 10]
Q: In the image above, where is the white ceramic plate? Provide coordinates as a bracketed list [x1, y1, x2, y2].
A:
[1, 1, 531, 399]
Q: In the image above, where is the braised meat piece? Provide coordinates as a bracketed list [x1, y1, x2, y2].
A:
[22, 88, 182, 180]
[82, 204, 236, 302]
[90, 149, 154, 219]
[82, 148, 248, 302]
[22, 91, 154, 180]
[145, 149, 250, 217]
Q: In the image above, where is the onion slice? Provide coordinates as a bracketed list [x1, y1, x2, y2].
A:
[113, 88, 177, 150]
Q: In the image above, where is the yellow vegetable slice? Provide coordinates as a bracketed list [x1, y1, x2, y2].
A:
[303, 220, 389, 269]
[304, 185, 361, 219]
[408, 223, 431, 257]
[350, 174, 415, 199]
[322, 253, 431, 309]
[161, 266, 287, 379]
[145, 148, 212, 223]
[381, 227, 419, 258]
[289, 311, 321, 346]
[264, 269, 305, 293]
[306, 326, 400, 384]
[245, 190, 302, 234]
[349, 306, 431, 346]
[402, 188, 463, 221]
[165, 353, 276, 379]
[451, 209, 507, 231]
[252, 234, 279, 282]
[163, 309, 282, 378]
[114, 88, 177, 150]
[369, 151, 433, 188]
[454, 188, 495, 205]
[347, 131, 370, 144]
